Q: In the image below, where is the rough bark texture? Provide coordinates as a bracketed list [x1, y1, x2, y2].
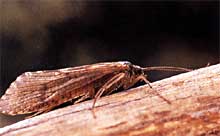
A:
[0, 64, 219, 136]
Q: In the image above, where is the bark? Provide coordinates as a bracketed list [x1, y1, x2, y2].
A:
[0, 64, 220, 136]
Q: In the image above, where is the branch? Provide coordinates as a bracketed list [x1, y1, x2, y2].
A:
[0, 64, 220, 136]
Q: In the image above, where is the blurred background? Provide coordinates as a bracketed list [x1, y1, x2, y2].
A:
[0, 0, 219, 127]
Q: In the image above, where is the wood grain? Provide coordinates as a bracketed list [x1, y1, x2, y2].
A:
[0, 64, 219, 136]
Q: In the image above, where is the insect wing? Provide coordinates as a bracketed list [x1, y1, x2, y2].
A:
[0, 62, 129, 115]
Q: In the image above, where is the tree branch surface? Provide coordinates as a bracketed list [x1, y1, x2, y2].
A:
[0, 64, 220, 136]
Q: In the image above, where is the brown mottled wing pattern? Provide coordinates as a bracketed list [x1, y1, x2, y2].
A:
[0, 62, 130, 115]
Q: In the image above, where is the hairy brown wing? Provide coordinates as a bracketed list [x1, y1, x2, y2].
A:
[0, 62, 129, 115]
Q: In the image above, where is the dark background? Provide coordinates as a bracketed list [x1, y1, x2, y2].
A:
[0, 1, 219, 127]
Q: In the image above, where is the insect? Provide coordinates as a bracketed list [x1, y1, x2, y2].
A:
[0, 61, 191, 116]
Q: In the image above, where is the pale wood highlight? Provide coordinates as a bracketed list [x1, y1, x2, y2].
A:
[0, 64, 220, 136]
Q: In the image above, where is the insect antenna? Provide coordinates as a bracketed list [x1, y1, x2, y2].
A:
[141, 66, 191, 105]
[142, 66, 192, 72]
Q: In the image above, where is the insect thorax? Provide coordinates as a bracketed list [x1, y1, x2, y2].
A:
[128, 64, 145, 77]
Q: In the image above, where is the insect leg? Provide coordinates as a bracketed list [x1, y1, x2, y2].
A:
[26, 109, 51, 118]
[92, 73, 125, 109]
[125, 75, 171, 104]
[123, 75, 151, 90]
[74, 90, 93, 104]
[73, 95, 89, 104]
